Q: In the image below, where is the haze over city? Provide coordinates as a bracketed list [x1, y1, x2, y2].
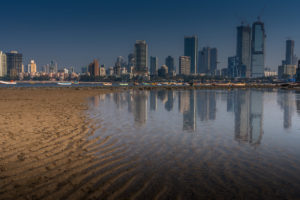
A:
[1, 0, 300, 70]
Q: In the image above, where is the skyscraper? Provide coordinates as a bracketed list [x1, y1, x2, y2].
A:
[184, 35, 198, 74]
[251, 21, 266, 78]
[150, 56, 158, 76]
[210, 48, 218, 75]
[198, 47, 211, 74]
[134, 40, 148, 74]
[165, 56, 175, 75]
[285, 40, 296, 65]
[127, 53, 135, 73]
[88, 59, 100, 77]
[227, 56, 239, 78]
[6, 51, 22, 77]
[0, 51, 7, 77]
[179, 56, 191, 75]
[236, 25, 251, 78]
[297, 60, 300, 82]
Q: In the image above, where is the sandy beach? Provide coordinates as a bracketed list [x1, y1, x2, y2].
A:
[0, 88, 116, 200]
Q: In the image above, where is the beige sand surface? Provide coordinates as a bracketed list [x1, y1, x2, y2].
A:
[0, 88, 115, 200]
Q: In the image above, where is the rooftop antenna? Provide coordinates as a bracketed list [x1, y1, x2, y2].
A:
[257, 5, 266, 21]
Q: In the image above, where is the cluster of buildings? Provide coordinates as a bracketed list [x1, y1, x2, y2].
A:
[85, 38, 219, 79]
[2, 18, 300, 82]
[278, 40, 300, 80]
[0, 50, 79, 80]
[227, 20, 266, 78]
[0, 51, 23, 78]
[85, 19, 295, 81]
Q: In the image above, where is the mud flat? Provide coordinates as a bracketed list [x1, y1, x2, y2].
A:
[0, 88, 116, 200]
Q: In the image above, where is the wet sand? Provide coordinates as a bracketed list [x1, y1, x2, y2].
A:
[0, 88, 117, 200]
[1, 87, 300, 200]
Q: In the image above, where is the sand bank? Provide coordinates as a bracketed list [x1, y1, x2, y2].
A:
[0, 88, 116, 200]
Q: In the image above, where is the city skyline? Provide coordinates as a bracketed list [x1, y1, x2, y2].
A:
[1, 0, 300, 71]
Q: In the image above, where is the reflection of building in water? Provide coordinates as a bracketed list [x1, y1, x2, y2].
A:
[127, 91, 134, 113]
[249, 90, 263, 145]
[227, 91, 234, 112]
[228, 90, 263, 145]
[179, 90, 196, 131]
[157, 90, 168, 104]
[277, 91, 295, 129]
[196, 90, 216, 121]
[165, 90, 175, 111]
[90, 96, 100, 107]
[296, 91, 300, 115]
[234, 90, 251, 142]
[132, 91, 148, 126]
[178, 90, 190, 113]
[99, 94, 106, 101]
[149, 90, 157, 111]
[113, 92, 127, 109]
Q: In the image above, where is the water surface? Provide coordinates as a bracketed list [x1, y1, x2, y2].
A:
[87, 89, 300, 199]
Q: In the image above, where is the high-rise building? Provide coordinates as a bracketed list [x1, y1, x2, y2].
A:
[88, 59, 100, 77]
[114, 56, 126, 76]
[210, 48, 218, 75]
[198, 47, 211, 74]
[49, 60, 58, 73]
[236, 25, 252, 78]
[251, 21, 266, 78]
[150, 56, 158, 76]
[27, 60, 37, 73]
[198, 47, 218, 75]
[165, 56, 175, 75]
[184, 36, 198, 74]
[134, 40, 148, 74]
[127, 53, 135, 73]
[227, 56, 239, 78]
[179, 56, 191, 75]
[286, 40, 295, 65]
[6, 51, 23, 77]
[297, 60, 300, 81]
[0, 51, 7, 77]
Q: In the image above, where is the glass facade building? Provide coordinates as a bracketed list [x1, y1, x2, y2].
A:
[165, 56, 175, 75]
[6, 51, 22, 78]
[134, 40, 148, 74]
[286, 40, 295, 65]
[236, 25, 251, 78]
[251, 21, 266, 78]
[184, 36, 198, 74]
[150, 56, 158, 76]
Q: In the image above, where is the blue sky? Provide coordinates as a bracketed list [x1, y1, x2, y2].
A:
[0, 0, 299, 71]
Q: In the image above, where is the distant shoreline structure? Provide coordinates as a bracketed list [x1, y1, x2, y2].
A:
[1, 82, 300, 90]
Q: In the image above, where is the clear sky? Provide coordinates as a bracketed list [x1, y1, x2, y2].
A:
[0, 0, 299, 71]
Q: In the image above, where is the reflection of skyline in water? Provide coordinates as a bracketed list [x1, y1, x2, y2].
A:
[90, 89, 299, 145]
[178, 90, 196, 131]
[277, 91, 295, 129]
[296, 91, 300, 116]
[227, 90, 264, 145]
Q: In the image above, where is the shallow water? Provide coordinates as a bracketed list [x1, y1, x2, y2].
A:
[87, 89, 300, 199]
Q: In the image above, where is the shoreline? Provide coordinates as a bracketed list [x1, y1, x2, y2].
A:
[1, 84, 300, 91]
